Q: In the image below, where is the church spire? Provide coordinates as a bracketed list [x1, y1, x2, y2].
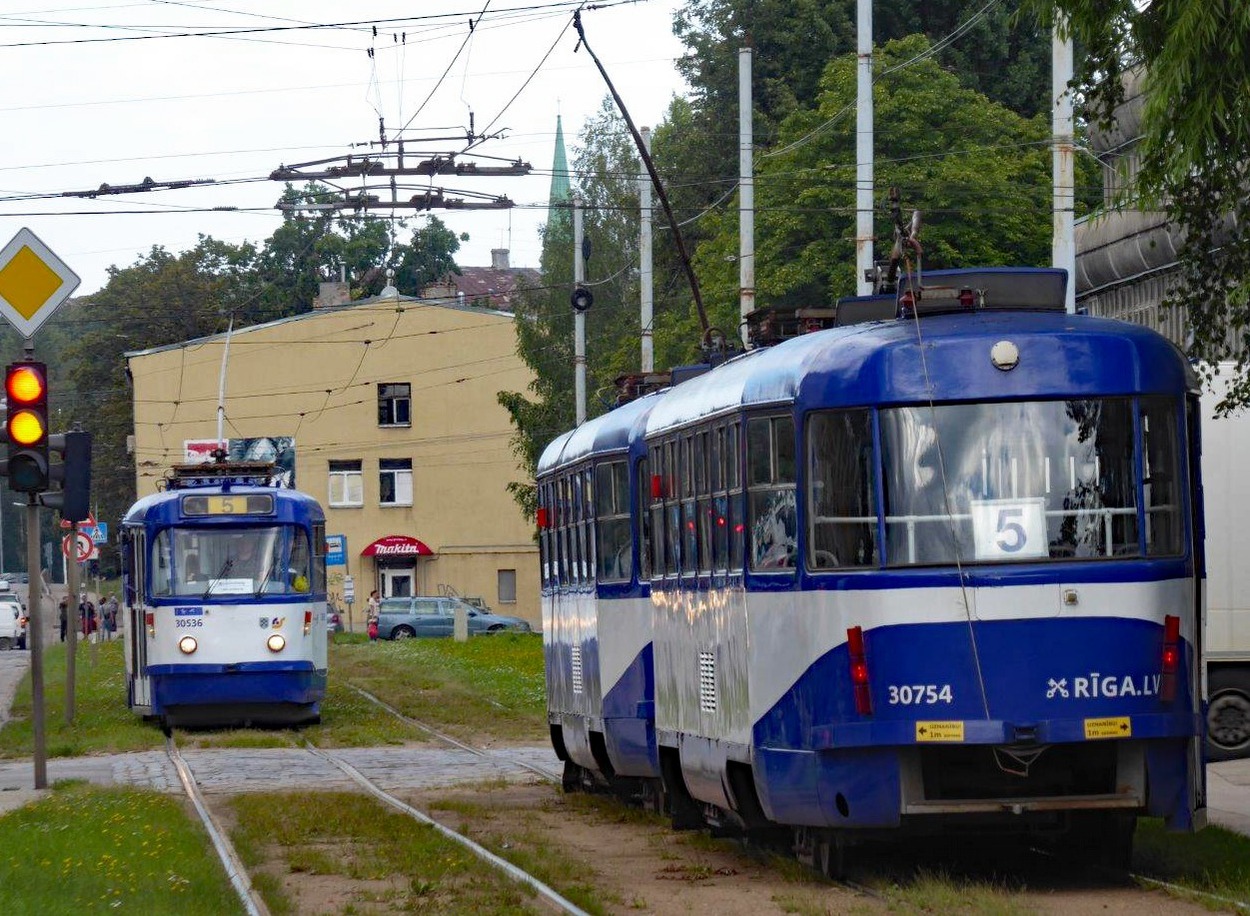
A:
[548, 113, 571, 226]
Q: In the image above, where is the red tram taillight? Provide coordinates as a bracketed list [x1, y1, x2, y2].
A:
[847, 626, 872, 716]
[1160, 614, 1180, 702]
[303, 609, 313, 636]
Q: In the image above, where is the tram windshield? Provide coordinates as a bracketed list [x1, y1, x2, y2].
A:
[874, 397, 1183, 566]
[150, 526, 314, 597]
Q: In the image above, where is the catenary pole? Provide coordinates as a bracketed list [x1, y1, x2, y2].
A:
[574, 196, 586, 425]
[640, 127, 654, 373]
[739, 47, 755, 347]
[856, 0, 875, 295]
[1052, 23, 1076, 314]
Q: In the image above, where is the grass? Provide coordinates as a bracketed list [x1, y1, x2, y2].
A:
[1134, 817, 1250, 907]
[0, 780, 246, 915]
[228, 790, 541, 914]
[328, 631, 547, 743]
[0, 630, 547, 757]
[0, 639, 161, 759]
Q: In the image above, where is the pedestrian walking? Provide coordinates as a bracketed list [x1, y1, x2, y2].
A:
[367, 589, 380, 641]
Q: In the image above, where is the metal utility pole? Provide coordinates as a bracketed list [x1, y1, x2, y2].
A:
[640, 128, 654, 373]
[64, 528, 79, 723]
[1052, 23, 1077, 314]
[26, 499, 46, 788]
[856, 0, 875, 295]
[574, 196, 587, 425]
[739, 47, 756, 347]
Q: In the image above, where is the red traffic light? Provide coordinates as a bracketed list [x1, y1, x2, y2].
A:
[6, 363, 45, 406]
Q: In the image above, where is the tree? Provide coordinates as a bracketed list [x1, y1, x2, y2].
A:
[64, 240, 263, 554]
[685, 35, 1062, 328]
[1022, 0, 1250, 407]
[499, 100, 651, 515]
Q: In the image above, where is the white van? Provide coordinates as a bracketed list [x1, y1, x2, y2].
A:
[0, 582, 27, 650]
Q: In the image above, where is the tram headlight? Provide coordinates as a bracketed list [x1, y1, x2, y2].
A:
[178, 636, 198, 655]
[266, 633, 286, 653]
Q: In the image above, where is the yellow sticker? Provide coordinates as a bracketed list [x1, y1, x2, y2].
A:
[1084, 716, 1132, 739]
[915, 721, 965, 742]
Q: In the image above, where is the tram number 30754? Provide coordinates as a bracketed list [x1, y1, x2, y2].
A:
[887, 684, 954, 705]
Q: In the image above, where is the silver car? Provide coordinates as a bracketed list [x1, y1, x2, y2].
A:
[378, 596, 531, 639]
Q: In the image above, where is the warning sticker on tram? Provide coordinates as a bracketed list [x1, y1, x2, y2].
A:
[1084, 717, 1132, 739]
[915, 721, 965, 742]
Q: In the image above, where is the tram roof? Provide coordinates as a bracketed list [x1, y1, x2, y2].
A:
[125, 484, 324, 526]
[645, 310, 1195, 436]
[537, 391, 662, 475]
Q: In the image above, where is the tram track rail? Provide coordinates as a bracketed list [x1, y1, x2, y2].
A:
[165, 735, 268, 916]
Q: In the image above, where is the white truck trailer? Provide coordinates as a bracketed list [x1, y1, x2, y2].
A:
[1202, 365, 1250, 759]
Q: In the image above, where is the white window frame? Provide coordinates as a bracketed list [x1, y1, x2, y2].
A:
[379, 459, 413, 507]
[378, 383, 412, 428]
[328, 461, 363, 508]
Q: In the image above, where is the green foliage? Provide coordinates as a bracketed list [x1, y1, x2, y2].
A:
[693, 36, 1054, 316]
[0, 783, 246, 915]
[1024, 0, 1250, 408]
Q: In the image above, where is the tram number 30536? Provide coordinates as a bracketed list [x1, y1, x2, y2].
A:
[887, 684, 954, 705]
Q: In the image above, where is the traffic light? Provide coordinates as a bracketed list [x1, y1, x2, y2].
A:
[45, 428, 92, 522]
[5, 361, 49, 493]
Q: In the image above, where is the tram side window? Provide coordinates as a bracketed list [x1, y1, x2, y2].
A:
[596, 461, 632, 582]
[695, 430, 713, 573]
[1141, 398, 1182, 556]
[663, 440, 682, 576]
[650, 448, 667, 577]
[748, 415, 798, 570]
[151, 530, 174, 596]
[312, 522, 327, 594]
[808, 410, 878, 569]
[637, 459, 651, 580]
[680, 436, 698, 574]
[727, 424, 744, 570]
[584, 467, 596, 582]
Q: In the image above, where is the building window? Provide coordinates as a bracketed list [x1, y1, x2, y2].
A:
[378, 383, 411, 427]
[379, 458, 413, 506]
[498, 568, 517, 604]
[328, 460, 363, 507]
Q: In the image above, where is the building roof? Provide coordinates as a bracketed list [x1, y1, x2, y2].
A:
[123, 286, 516, 360]
[422, 265, 541, 313]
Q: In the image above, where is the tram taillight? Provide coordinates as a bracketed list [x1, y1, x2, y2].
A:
[847, 626, 872, 716]
[1160, 614, 1180, 702]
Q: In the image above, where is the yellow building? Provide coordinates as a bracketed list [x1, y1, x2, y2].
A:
[126, 284, 539, 628]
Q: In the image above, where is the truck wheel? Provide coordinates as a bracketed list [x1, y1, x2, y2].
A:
[1207, 669, 1250, 761]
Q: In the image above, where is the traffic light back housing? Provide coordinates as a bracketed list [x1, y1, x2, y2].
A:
[46, 429, 92, 522]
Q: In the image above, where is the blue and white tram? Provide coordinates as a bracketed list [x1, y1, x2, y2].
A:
[538, 392, 662, 792]
[543, 268, 1206, 865]
[121, 462, 329, 728]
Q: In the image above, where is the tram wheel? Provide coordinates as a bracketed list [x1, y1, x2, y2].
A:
[816, 834, 847, 880]
[561, 759, 581, 793]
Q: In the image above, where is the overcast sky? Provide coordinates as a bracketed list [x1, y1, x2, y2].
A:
[0, 0, 686, 296]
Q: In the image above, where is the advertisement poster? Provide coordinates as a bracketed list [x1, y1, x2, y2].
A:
[183, 437, 296, 488]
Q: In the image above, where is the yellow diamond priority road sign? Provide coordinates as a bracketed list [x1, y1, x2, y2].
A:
[0, 228, 81, 338]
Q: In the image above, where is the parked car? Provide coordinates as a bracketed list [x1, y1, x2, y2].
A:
[0, 593, 26, 650]
[378, 596, 531, 639]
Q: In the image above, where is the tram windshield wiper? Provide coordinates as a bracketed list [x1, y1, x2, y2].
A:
[203, 558, 234, 599]
[254, 562, 274, 598]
